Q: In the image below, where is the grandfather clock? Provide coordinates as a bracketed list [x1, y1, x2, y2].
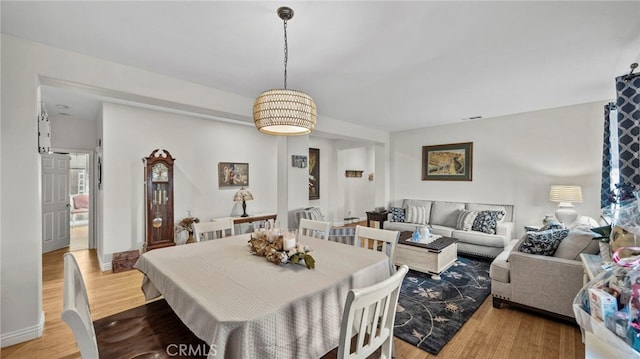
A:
[143, 149, 175, 251]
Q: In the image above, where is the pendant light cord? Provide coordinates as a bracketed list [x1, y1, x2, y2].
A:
[283, 19, 288, 89]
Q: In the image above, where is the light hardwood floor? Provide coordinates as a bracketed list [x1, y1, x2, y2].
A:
[1, 245, 585, 358]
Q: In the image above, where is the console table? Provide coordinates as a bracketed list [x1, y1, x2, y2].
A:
[232, 213, 277, 233]
[232, 213, 277, 225]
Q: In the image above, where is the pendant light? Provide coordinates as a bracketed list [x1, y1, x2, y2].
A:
[253, 7, 317, 136]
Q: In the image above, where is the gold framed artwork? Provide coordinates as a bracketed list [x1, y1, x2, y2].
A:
[218, 162, 249, 188]
[422, 142, 473, 181]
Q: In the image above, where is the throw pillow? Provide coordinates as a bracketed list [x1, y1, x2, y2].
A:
[519, 229, 570, 256]
[553, 230, 600, 260]
[471, 210, 506, 234]
[406, 205, 427, 224]
[390, 207, 405, 222]
[456, 210, 478, 231]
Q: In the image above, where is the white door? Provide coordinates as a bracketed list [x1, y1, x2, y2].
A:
[42, 153, 71, 253]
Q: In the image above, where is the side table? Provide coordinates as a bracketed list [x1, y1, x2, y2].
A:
[366, 211, 388, 228]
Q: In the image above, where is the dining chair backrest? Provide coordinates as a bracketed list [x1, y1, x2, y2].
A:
[193, 217, 235, 241]
[338, 264, 409, 359]
[328, 226, 356, 245]
[354, 225, 399, 263]
[62, 252, 99, 358]
[298, 218, 331, 241]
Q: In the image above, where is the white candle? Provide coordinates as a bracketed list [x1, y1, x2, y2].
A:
[283, 238, 296, 251]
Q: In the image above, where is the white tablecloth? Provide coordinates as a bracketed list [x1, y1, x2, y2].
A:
[134, 234, 391, 359]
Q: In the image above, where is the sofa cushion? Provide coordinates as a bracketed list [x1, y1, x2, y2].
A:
[406, 205, 428, 224]
[430, 225, 454, 237]
[452, 230, 506, 248]
[384, 221, 426, 232]
[519, 229, 570, 256]
[430, 202, 465, 227]
[390, 207, 405, 222]
[456, 210, 478, 231]
[553, 228, 600, 260]
[466, 203, 510, 222]
[471, 210, 506, 234]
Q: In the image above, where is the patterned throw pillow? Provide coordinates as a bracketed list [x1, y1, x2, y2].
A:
[519, 229, 570, 256]
[456, 210, 478, 231]
[390, 207, 405, 222]
[471, 210, 506, 234]
[406, 206, 427, 224]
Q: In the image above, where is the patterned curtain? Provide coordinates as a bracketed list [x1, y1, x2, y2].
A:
[600, 103, 615, 208]
[615, 75, 640, 186]
[602, 75, 640, 208]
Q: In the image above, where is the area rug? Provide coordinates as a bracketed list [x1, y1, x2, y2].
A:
[394, 256, 492, 355]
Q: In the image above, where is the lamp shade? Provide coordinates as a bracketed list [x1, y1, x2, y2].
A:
[233, 188, 254, 202]
[549, 185, 583, 203]
[253, 89, 317, 136]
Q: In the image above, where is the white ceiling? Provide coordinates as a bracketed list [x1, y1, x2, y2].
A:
[3, 1, 639, 132]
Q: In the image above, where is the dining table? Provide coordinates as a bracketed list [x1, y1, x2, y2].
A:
[134, 233, 392, 359]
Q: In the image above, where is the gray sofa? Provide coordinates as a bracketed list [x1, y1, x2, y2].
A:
[490, 228, 600, 319]
[383, 199, 515, 258]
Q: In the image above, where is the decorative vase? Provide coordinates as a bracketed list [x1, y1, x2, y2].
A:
[175, 230, 189, 245]
[542, 215, 555, 226]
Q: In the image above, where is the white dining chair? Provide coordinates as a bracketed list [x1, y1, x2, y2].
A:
[62, 252, 99, 358]
[62, 252, 208, 358]
[337, 264, 409, 359]
[299, 218, 331, 241]
[193, 217, 235, 241]
[354, 225, 399, 264]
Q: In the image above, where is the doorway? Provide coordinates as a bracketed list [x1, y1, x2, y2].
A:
[69, 153, 90, 251]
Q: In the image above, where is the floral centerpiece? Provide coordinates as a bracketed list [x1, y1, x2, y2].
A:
[176, 211, 200, 234]
[248, 231, 315, 269]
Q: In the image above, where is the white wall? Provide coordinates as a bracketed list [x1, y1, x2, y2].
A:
[342, 147, 375, 219]
[99, 103, 278, 263]
[0, 34, 387, 346]
[390, 101, 607, 238]
[50, 116, 98, 151]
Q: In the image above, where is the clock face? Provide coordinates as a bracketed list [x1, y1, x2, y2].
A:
[152, 163, 169, 182]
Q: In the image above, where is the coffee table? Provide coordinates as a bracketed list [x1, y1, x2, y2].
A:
[394, 231, 458, 279]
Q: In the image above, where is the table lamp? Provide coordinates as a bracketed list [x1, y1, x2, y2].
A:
[233, 187, 254, 217]
[549, 185, 583, 225]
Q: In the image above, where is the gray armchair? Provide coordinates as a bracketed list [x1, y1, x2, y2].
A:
[490, 228, 600, 320]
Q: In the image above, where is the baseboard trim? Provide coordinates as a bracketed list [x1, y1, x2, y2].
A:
[1, 310, 45, 347]
[97, 252, 112, 272]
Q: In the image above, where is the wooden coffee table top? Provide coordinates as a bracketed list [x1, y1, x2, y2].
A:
[398, 231, 457, 251]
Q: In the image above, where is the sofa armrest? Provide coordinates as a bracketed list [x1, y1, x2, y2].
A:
[496, 222, 514, 245]
[508, 251, 584, 318]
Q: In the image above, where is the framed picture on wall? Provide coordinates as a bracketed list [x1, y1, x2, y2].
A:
[292, 155, 307, 168]
[422, 142, 473, 181]
[218, 162, 249, 188]
[309, 148, 320, 200]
